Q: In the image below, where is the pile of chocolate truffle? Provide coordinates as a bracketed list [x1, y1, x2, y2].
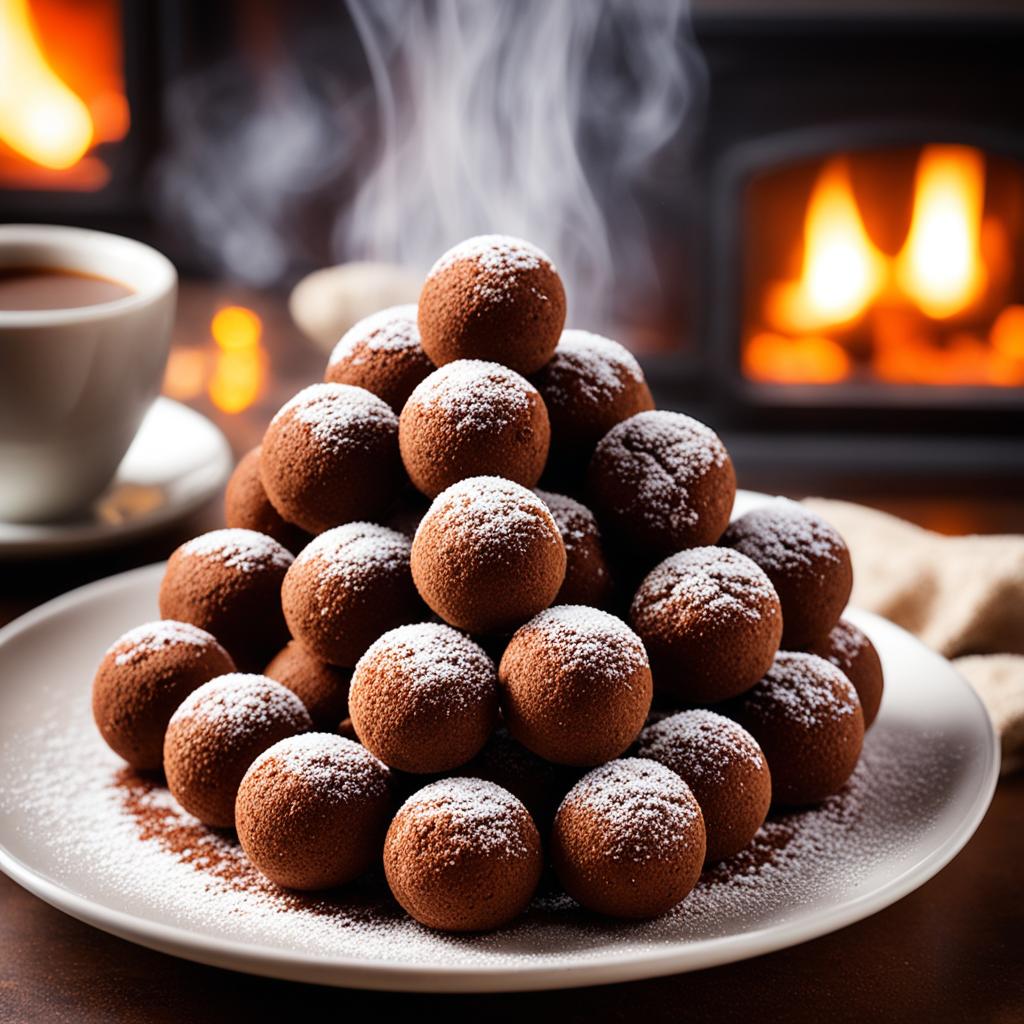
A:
[92, 235, 884, 933]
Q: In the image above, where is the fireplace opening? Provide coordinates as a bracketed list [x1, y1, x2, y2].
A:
[741, 143, 1024, 395]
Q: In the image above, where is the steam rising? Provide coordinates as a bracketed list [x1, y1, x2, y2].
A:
[158, 0, 704, 327]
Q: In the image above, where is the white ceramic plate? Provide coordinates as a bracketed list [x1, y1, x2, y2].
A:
[0, 530, 1000, 993]
[0, 398, 232, 559]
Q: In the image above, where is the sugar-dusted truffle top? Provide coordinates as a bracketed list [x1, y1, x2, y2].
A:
[242, 732, 390, 804]
[635, 709, 767, 788]
[427, 234, 557, 298]
[355, 622, 496, 713]
[292, 522, 410, 592]
[406, 360, 537, 436]
[722, 501, 849, 579]
[557, 758, 702, 863]
[632, 546, 778, 628]
[537, 330, 647, 408]
[535, 489, 598, 548]
[743, 652, 860, 728]
[328, 305, 420, 367]
[106, 620, 222, 667]
[391, 777, 535, 860]
[168, 673, 310, 738]
[180, 528, 294, 574]
[591, 411, 730, 536]
[416, 476, 562, 562]
[512, 605, 648, 679]
[271, 382, 398, 453]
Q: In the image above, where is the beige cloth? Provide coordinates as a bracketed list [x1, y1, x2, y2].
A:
[802, 498, 1024, 774]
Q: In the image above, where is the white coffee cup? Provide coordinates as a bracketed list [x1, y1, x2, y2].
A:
[0, 225, 177, 522]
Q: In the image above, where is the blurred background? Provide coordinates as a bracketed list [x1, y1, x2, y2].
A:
[3, 0, 1022, 511]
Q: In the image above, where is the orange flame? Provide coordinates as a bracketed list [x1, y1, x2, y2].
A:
[0, 0, 93, 169]
[766, 158, 887, 335]
[895, 145, 987, 319]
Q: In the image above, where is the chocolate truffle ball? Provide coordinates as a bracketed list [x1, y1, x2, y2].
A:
[349, 623, 498, 773]
[224, 447, 311, 555]
[163, 673, 312, 827]
[532, 330, 654, 467]
[418, 235, 565, 376]
[158, 529, 293, 671]
[411, 477, 566, 634]
[324, 304, 433, 412]
[92, 621, 235, 771]
[260, 383, 402, 535]
[499, 606, 652, 766]
[808, 618, 884, 729]
[588, 411, 736, 558]
[732, 652, 864, 806]
[535, 489, 613, 608]
[635, 710, 771, 864]
[384, 777, 543, 932]
[467, 726, 582, 831]
[264, 641, 351, 730]
[721, 502, 853, 648]
[399, 360, 550, 498]
[551, 759, 706, 919]
[281, 522, 423, 668]
[236, 733, 392, 890]
[630, 547, 783, 705]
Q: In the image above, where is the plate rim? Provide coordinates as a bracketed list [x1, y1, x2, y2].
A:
[0, 562, 1002, 993]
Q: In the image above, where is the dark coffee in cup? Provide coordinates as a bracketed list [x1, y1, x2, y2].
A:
[0, 266, 133, 311]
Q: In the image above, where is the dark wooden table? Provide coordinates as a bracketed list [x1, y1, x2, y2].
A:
[2, 284, 1022, 1023]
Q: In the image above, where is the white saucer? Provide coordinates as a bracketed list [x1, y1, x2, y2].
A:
[0, 558, 999, 992]
[0, 399, 232, 559]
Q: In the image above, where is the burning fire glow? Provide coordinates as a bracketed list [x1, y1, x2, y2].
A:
[163, 306, 267, 415]
[0, 0, 128, 187]
[747, 145, 1024, 388]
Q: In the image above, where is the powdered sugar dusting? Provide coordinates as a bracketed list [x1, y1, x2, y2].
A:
[723, 500, 847, 577]
[419, 476, 560, 560]
[247, 733, 390, 804]
[822, 619, 872, 668]
[328, 305, 419, 368]
[355, 623, 495, 709]
[559, 759, 701, 863]
[271, 383, 397, 451]
[633, 547, 776, 626]
[518, 605, 647, 678]
[636, 710, 766, 788]
[428, 234, 554, 281]
[743, 652, 859, 729]
[392, 777, 533, 860]
[0, 689, 962, 965]
[593, 411, 729, 532]
[540, 330, 645, 407]
[295, 523, 410, 598]
[169, 674, 310, 735]
[181, 529, 293, 573]
[408, 360, 534, 434]
[108, 620, 217, 667]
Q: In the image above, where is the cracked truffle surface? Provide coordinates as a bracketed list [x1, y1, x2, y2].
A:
[630, 546, 783, 705]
